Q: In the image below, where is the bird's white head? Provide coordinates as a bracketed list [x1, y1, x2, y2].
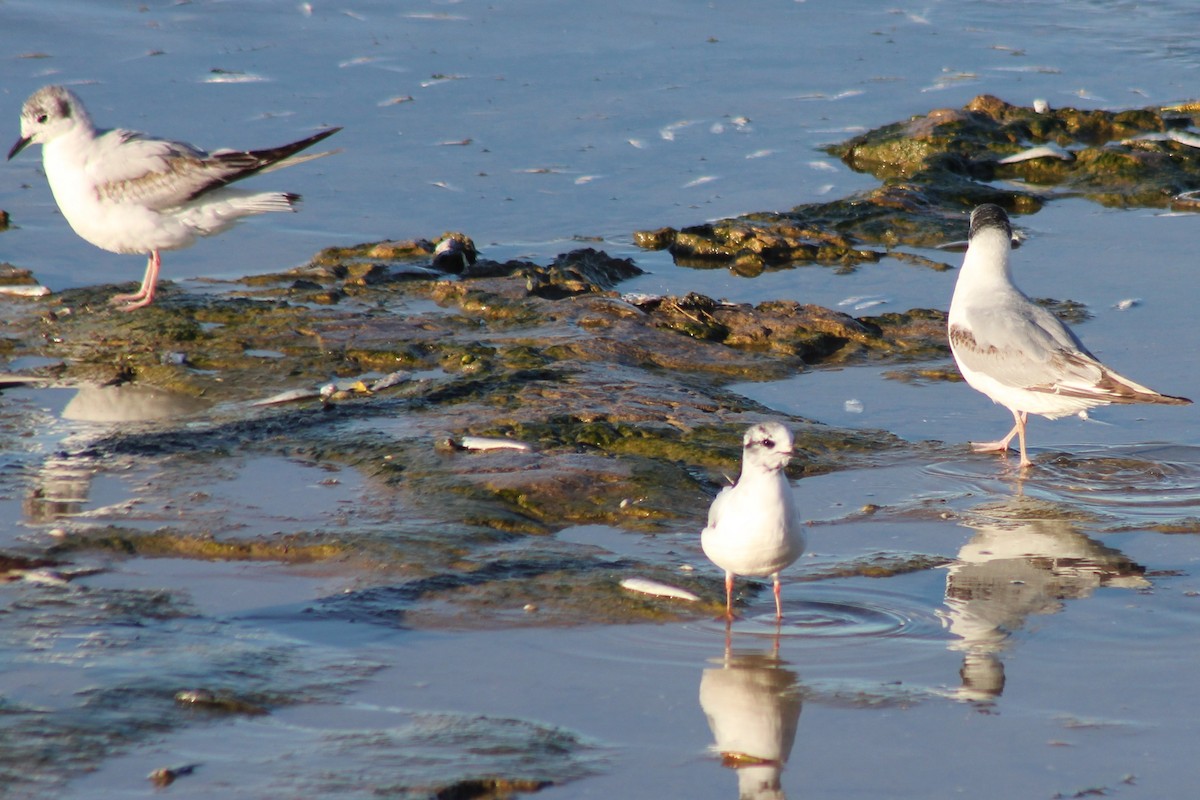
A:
[741, 422, 795, 475]
[8, 85, 93, 161]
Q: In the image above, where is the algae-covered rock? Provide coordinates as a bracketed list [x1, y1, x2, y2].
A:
[634, 293, 948, 364]
[0, 226, 963, 631]
[834, 94, 1200, 207]
[634, 176, 1034, 272]
[636, 94, 1200, 274]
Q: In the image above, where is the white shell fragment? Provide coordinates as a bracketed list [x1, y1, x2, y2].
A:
[619, 577, 700, 602]
[457, 436, 533, 452]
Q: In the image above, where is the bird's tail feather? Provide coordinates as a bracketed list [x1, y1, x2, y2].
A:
[227, 192, 300, 214]
[1100, 369, 1191, 406]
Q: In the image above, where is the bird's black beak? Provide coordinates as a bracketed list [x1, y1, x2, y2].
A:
[7, 135, 31, 161]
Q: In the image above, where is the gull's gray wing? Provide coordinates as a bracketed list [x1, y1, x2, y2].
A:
[951, 299, 1188, 404]
[950, 298, 1106, 393]
[85, 126, 340, 211]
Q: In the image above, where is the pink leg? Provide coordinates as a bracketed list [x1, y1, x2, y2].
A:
[722, 572, 736, 621]
[773, 574, 784, 621]
[110, 250, 161, 310]
[1014, 411, 1032, 468]
[970, 409, 1028, 456]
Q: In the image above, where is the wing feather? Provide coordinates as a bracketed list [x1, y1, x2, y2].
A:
[950, 301, 1190, 405]
[85, 127, 340, 211]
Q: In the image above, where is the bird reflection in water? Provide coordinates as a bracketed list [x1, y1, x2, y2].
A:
[23, 382, 209, 522]
[940, 493, 1148, 707]
[699, 637, 803, 800]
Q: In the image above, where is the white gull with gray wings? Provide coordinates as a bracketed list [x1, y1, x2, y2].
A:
[7, 85, 340, 310]
[947, 203, 1190, 467]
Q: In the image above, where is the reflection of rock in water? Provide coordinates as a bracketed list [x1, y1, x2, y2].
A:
[699, 648, 802, 800]
[62, 383, 210, 423]
[942, 500, 1148, 704]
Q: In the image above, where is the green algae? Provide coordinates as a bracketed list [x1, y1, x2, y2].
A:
[48, 527, 349, 563]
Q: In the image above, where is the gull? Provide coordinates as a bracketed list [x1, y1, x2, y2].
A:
[7, 85, 340, 310]
[701, 422, 806, 622]
[948, 204, 1190, 468]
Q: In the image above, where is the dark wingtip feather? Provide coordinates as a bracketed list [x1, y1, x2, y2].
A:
[186, 127, 341, 201]
[245, 126, 342, 167]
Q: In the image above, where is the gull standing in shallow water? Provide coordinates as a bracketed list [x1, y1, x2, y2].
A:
[7, 85, 340, 310]
[948, 204, 1191, 468]
[702, 422, 806, 622]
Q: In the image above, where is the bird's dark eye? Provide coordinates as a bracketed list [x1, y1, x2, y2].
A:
[36, 114, 47, 124]
[761, 438, 775, 449]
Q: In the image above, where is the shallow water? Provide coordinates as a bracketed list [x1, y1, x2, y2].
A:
[3, 1, 1200, 798]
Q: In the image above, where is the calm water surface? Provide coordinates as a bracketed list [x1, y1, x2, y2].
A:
[2, 1, 1200, 798]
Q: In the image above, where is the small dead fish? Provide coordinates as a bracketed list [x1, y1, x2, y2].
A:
[251, 388, 322, 406]
[619, 577, 700, 602]
[997, 143, 1073, 163]
[1114, 298, 1140, 311]
[0, 284, 50, 297]
[457, 436, 533, 452]
[369, 371, 411, 392]
[16, 568, 70, 586]
[1169, 129, 1200, 149]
